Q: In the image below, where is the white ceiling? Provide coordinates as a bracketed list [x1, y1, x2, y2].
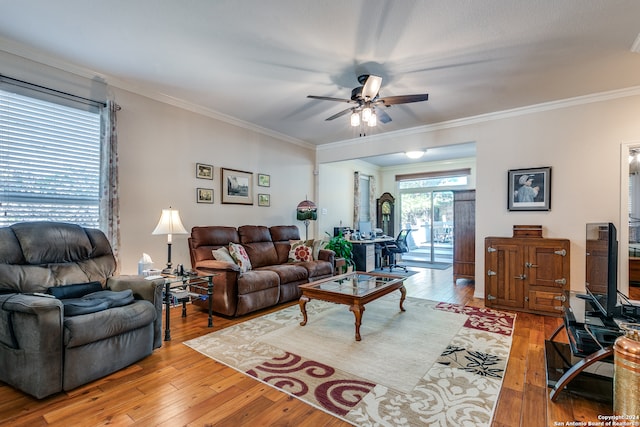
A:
[2, 1, 640, 162]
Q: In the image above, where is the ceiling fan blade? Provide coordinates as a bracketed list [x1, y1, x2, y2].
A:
[377, 109, 392, 124]
[378, 94, 429, 106]
[361, 75, 382, 100]
[325, 107, 353, 121]
[307, 95, 355, 103]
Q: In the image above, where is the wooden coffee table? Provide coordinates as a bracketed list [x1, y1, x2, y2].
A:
[298, 271, 407, 341]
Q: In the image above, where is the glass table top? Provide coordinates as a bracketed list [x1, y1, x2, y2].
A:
[304, 273, 404, 297]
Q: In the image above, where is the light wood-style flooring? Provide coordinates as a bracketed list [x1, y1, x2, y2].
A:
[1, 268, 638, 426]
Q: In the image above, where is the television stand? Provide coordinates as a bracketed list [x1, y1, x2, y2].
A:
[545, 291, 623, 402]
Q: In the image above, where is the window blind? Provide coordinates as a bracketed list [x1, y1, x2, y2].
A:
[0, 88, 101, 227]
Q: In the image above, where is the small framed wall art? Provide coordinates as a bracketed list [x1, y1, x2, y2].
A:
[196, 163, 213, 180]
[508, 166, 551, 211]
[258, 173, 270, 187]
[221, 168, 253, 205]
[196, 188, 214, 204]
[258, 193, 270, 207]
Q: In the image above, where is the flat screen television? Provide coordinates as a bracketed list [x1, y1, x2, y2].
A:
[585, 222, 618, 317]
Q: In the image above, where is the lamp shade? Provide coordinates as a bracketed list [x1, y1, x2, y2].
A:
[296, 199, 317, 221]
[152, 208, 188, 240]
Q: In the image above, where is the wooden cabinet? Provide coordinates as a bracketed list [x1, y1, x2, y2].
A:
[485, 236, 570, 316]
[453, 190, 475, 282]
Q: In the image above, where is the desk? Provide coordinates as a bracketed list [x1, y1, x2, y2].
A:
[349, 237, 395, 272]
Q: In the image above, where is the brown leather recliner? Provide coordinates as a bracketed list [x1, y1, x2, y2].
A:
[188, 225, 335, 316]
[0, 222, 164, 399]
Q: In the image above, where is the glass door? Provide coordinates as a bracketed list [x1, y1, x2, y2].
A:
[399, 190, 454, 264]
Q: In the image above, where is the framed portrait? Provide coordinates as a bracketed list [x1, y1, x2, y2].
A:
[258, 173, 270, 187]
[508, 167, 551, 211]
[196, 163, 213, 180]
[221, 168, 253, 205]
[258, 193, 270, 207]
[197, 188, 213, 204]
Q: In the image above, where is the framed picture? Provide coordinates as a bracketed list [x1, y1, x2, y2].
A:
[221, 168, 253, 205]
[258, 173, 270, 187]
[196, 188, 214, 204]
[508, 167, 552, 211]
[258, 193, 270, 207]
[196, 163, 213, 180]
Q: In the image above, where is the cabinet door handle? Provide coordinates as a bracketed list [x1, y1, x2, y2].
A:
[554, 294, 567, 302]
[554, 278, 566, 285]
[525, 262, 538, 268]
[514, 274, 527, 280]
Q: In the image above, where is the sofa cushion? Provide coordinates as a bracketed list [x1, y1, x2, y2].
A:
[237, 270, 279, 294]
[212, 247, 236, 264]
[238, 225, 279, 268]
[228, 243, 252, 272]
[63, 300, 156, 348]
[12, 222, 93, 265]
[288, 240, 313, 262]
[48, 282, 103, 299]
[270, 225, 301, 264]
[260, 264, 309, 284]
[298, 260, 334, 279]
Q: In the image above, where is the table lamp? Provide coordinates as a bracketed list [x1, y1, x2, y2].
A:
[152, 207, 188, 274]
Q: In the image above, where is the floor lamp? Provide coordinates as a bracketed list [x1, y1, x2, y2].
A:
[296, 198, 317, 240]
[152, 207, 188, 274]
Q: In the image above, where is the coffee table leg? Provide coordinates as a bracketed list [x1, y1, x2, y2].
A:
[350, 304, 365, 341]
[399, 285, 407, 312]
[299, 296, 309, 326]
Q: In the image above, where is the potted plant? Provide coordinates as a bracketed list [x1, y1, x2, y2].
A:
[325, 231, 354, 273]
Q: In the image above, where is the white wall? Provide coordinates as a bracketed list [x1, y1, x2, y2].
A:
[319, 94, 640, 299]
[114, 88, 316, 273]
[316, 159, 380, 238]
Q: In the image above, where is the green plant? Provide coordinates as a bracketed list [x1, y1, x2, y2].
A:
[325, 231, 354, 273]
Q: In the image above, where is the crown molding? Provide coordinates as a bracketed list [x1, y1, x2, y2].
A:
[317, 85, 640, 152]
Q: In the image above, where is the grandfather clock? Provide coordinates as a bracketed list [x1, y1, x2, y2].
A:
[376, 192, 395, 237]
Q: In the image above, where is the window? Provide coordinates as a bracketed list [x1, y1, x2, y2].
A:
[0, 88, 102, 227]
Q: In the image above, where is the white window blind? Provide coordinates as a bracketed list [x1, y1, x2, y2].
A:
[0, 88, 101, 227]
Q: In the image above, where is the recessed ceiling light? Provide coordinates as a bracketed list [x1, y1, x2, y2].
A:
[405, 150, 425, 159]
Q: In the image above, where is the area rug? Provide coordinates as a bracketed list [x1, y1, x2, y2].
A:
[184, 296, 515, 426]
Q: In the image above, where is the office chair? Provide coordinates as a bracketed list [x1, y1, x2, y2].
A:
[382, 229, 411, 272]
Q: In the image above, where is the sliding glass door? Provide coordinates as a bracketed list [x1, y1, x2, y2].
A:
[398, 190, 453, 264]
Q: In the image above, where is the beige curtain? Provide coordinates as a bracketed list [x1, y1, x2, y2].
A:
[100, 100, 121, 269]
[353, 171, 360, 227]
[369, 176, 376, 228]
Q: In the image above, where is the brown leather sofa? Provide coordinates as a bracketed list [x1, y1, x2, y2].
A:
[0, 222, 163, 399]
[188, 225, 334, 316]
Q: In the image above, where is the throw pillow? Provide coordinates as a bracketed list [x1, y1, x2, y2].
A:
[312, 238, 329, 260]
[228, 242, 252, 273]
[47, 281, 103, 299]
[288, 239, 313, 262]
[212, 246, 236, 264]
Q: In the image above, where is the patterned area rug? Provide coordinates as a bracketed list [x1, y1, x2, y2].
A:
[184, 296, 515, 426]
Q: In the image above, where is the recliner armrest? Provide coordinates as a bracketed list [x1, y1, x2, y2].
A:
[107, 275, 164, 349]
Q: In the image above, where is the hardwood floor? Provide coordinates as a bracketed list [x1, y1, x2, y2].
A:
[1, 270, 635, 426]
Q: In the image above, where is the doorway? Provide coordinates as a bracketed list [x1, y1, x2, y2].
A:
[398, 189, 454, 265]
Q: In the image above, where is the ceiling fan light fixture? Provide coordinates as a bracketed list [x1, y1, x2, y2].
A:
[350, 111, 360, 127]
[361, 106, 372, 122]
[405, 150, 425, 159]
[368, 112, 377, 127]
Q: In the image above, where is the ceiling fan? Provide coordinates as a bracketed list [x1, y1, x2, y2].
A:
[307, 74, 429, 127]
